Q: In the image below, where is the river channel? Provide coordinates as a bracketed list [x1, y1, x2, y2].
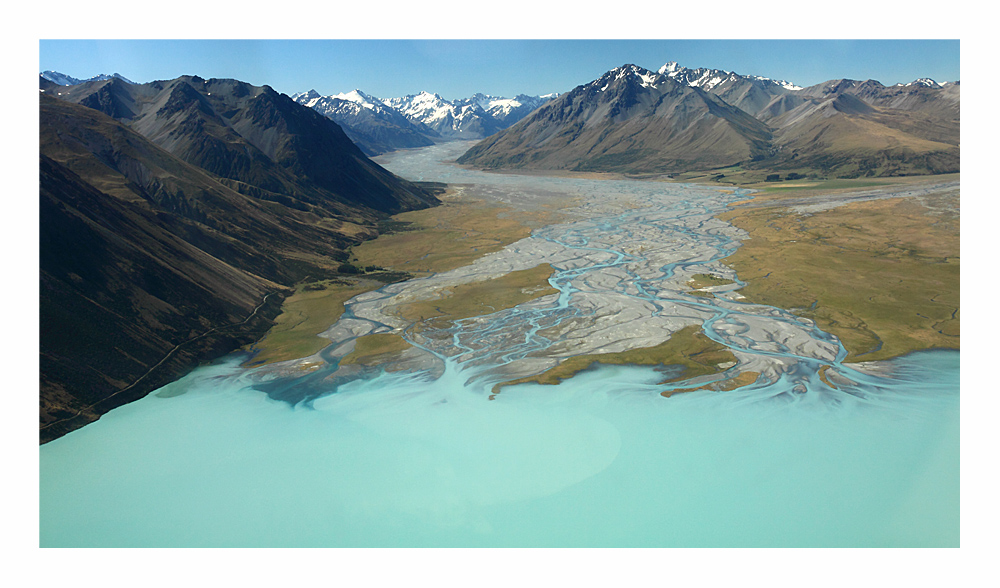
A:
[39, 142, 959, 547]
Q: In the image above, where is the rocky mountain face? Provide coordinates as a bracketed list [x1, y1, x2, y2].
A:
[42, 70, 557, 155]
[658, 61, 802, 116]
[761, 78, 960, 176]
[458, 64, 776, 173]
[41, 70, 136, 86]
[48, 75, 439, 214]
[796, 77, 960, 132]
[39, 79, 442, 442]
[457, 62, 960, 179]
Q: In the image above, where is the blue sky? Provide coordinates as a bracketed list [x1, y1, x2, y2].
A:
[39, 39, 960, 101]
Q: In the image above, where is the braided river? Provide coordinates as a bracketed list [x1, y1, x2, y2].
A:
[40, 142, 959, 547]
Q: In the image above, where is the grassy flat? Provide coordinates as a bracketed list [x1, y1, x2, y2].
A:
[342, 264, 560, 369]
[746, 173, 960, 200]
[692, 370, 761, 393]
[718, 189, 959, 362]
[339, 333, 413, 368]
[243, 280, 376, 367]
[669, 167, 960, 190]
[352, 189, 566, 275]
[491, 325, 737, 396]
[247, 189, 567, 366]
[687, 273, 735, 295]
[396, 264, 559, 330]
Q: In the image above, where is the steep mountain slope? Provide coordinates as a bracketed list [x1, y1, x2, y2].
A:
[48, 75, 438, 214]
[757, 79, 960, 177]
[40, 152, 281, 443]
[801, 77, 959, 116]
[794, 78, 960, 145]
[457, 64, 774, 173]
[458, 62, 960, 178]
[39, 91, 441, 442]
[41, 70, 136, 86]
[658, 61, 801, 116]
[291, 89, 437, 155]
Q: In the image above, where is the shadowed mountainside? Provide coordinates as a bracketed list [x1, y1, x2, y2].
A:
[47, 75, 438, 214]
[39, 90, 442, 443]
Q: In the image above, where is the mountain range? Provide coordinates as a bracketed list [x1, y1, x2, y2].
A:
[43, 71, 557, 157]
[290, 89, 440, 156]
[39, 74, 441, 442]
[41, 70, 136, 86]
[293, 89, 556, 155]
[457, 62, 960, 179]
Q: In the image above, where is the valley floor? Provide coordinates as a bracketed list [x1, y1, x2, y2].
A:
[247, 158, 959, 388]
[718, 177, 959, 362]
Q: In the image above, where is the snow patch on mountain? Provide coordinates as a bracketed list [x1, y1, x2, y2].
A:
[41, 71, 135, 85]
[657, 61, 801, 91]
[331, 89, 382, 110]
[295, 86, 555, 139]
[907, 78, 944, 88]
[385, 91, 456, 123]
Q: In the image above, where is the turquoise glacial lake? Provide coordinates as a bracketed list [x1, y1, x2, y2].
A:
[40, 350, 958, 547]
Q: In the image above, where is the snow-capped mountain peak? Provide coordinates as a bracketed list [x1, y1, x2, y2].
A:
[751, 75, 802, 91]
[596, 64, 663, 92]
[295, 86, 556, 142]
[384, 91, 458, 124]
[40, 71, 136, 86]
[290, 89, 321, 104]
[331, 89, 381, 110]
[659, 61, 681, 75]
[657, 61, 734, 90]
[657, 61, 801, 92]
[484, 96, 522, 115]
[907, 78, 943, 88]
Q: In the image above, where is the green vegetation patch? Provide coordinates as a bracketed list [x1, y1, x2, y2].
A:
[246, 190, 570, 367]
[491, 325, 736, 396]
[339, 333, 413, 368]
[352, 190, 565, 275]
[718, 191, 959, 362]
[749, 173, 960, 200]
[687, 273, 735, 294]
[243, 280, 376, 367]
[397, 264, 559, 330]
[817, 365, 837, 389]
[691, 370, 761, 394]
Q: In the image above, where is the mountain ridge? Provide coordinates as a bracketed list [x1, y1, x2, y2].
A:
[45, 75, 439, 214]
[39, 78, 443, 442]
[291, 87, 557, 154]
[457, 64, 779, 173]
[456, 61, 960, 179]
[41, 70, 136, 86]
[291, 88, 439, 156]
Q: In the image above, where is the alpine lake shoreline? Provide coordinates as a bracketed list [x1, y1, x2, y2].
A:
[39, 146, 961, 549]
